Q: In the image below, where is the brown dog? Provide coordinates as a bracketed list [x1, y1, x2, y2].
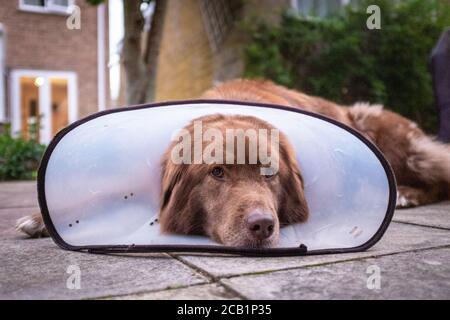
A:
[16, 78, 450, 241]
[159, 114, 308, 247]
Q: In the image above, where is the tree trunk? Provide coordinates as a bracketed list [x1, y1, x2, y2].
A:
[122, 0, 167, 105]
[122, 0, 145, 105]
[143, 0, 167, 102]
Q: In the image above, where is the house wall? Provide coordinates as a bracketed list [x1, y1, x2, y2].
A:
[0, 0, 107, 119]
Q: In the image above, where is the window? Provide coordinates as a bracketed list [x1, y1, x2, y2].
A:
[292, 0, 354, 18]
[10, 70, 78, 144]
[19, 0, 75, 15]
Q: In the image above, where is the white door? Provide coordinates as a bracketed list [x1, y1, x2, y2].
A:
[10, 70, 78, 144]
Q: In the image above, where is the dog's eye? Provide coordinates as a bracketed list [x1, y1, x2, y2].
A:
[211, 167, 224, 179]
[264, 173, 276, 180]
[262, 168, 277, 180]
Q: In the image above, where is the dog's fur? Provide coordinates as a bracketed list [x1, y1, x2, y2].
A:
[16, 78, 450, 242]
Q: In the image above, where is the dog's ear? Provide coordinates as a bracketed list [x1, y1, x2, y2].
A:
[159, 155, 205, 235]
[278, 137, 309, 226]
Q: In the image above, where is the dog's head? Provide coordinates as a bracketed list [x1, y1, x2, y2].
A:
[158, 114, 309, 248]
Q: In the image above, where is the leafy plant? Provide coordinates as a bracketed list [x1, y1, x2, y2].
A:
[243, 0, 450, 132]
[0, 124, 46, 180]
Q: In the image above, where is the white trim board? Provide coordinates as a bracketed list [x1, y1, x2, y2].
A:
[97, 3, 106, 111]
[0, 24, 5, 122]
[9, 69, 78, 144]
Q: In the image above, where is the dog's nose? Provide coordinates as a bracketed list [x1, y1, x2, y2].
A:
[246, 211, 274, 240]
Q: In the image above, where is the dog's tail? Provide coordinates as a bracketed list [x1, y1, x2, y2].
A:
[407, 134, 450, 187]
[349, 102, 450, 189]
[15, 213, 49, 238]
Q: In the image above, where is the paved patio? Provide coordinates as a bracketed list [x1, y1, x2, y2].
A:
[0, 181, 449, 299]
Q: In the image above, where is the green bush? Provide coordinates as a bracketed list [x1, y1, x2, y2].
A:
[0, 125, 46, 181]
[243, 0, 450, 132]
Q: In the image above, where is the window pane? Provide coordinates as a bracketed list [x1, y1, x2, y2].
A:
[51, 0, 69, 7]
[297, 0, 314, 16]
[296, 0, 347, 17]
[50, 78, 69, 135]
[23, 0, 45, 6]
[20, 77, 41, 141]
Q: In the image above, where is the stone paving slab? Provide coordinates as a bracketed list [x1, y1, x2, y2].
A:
[0, 238, 208, 300]
[174, 222, 450, 278]
[0, 181, 38, 208]
[109, 283, 240, 300]
[221, 247, 450, 299]
[393, 201, 450, 230]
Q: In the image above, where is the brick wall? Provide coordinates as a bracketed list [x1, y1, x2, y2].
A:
[0, 0, 105, 118]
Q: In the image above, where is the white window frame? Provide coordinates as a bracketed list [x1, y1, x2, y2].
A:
[19, 0, 75, 15]
[0, 24, 5, 123]
[10, 69, 78, 144]
[97, 4, 106, 111]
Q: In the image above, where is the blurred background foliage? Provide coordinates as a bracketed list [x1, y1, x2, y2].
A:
[244, 0, 450, 133]
[0, 124, 46, 181]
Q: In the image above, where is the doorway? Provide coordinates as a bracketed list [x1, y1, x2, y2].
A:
[10, 70, 77, 144]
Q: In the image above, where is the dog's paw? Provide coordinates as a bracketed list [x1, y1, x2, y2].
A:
[396, 187, 420, 209]
[15, 214, 49, 238]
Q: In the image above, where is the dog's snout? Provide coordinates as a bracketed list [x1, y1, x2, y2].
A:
[246, 211, 274, 240]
